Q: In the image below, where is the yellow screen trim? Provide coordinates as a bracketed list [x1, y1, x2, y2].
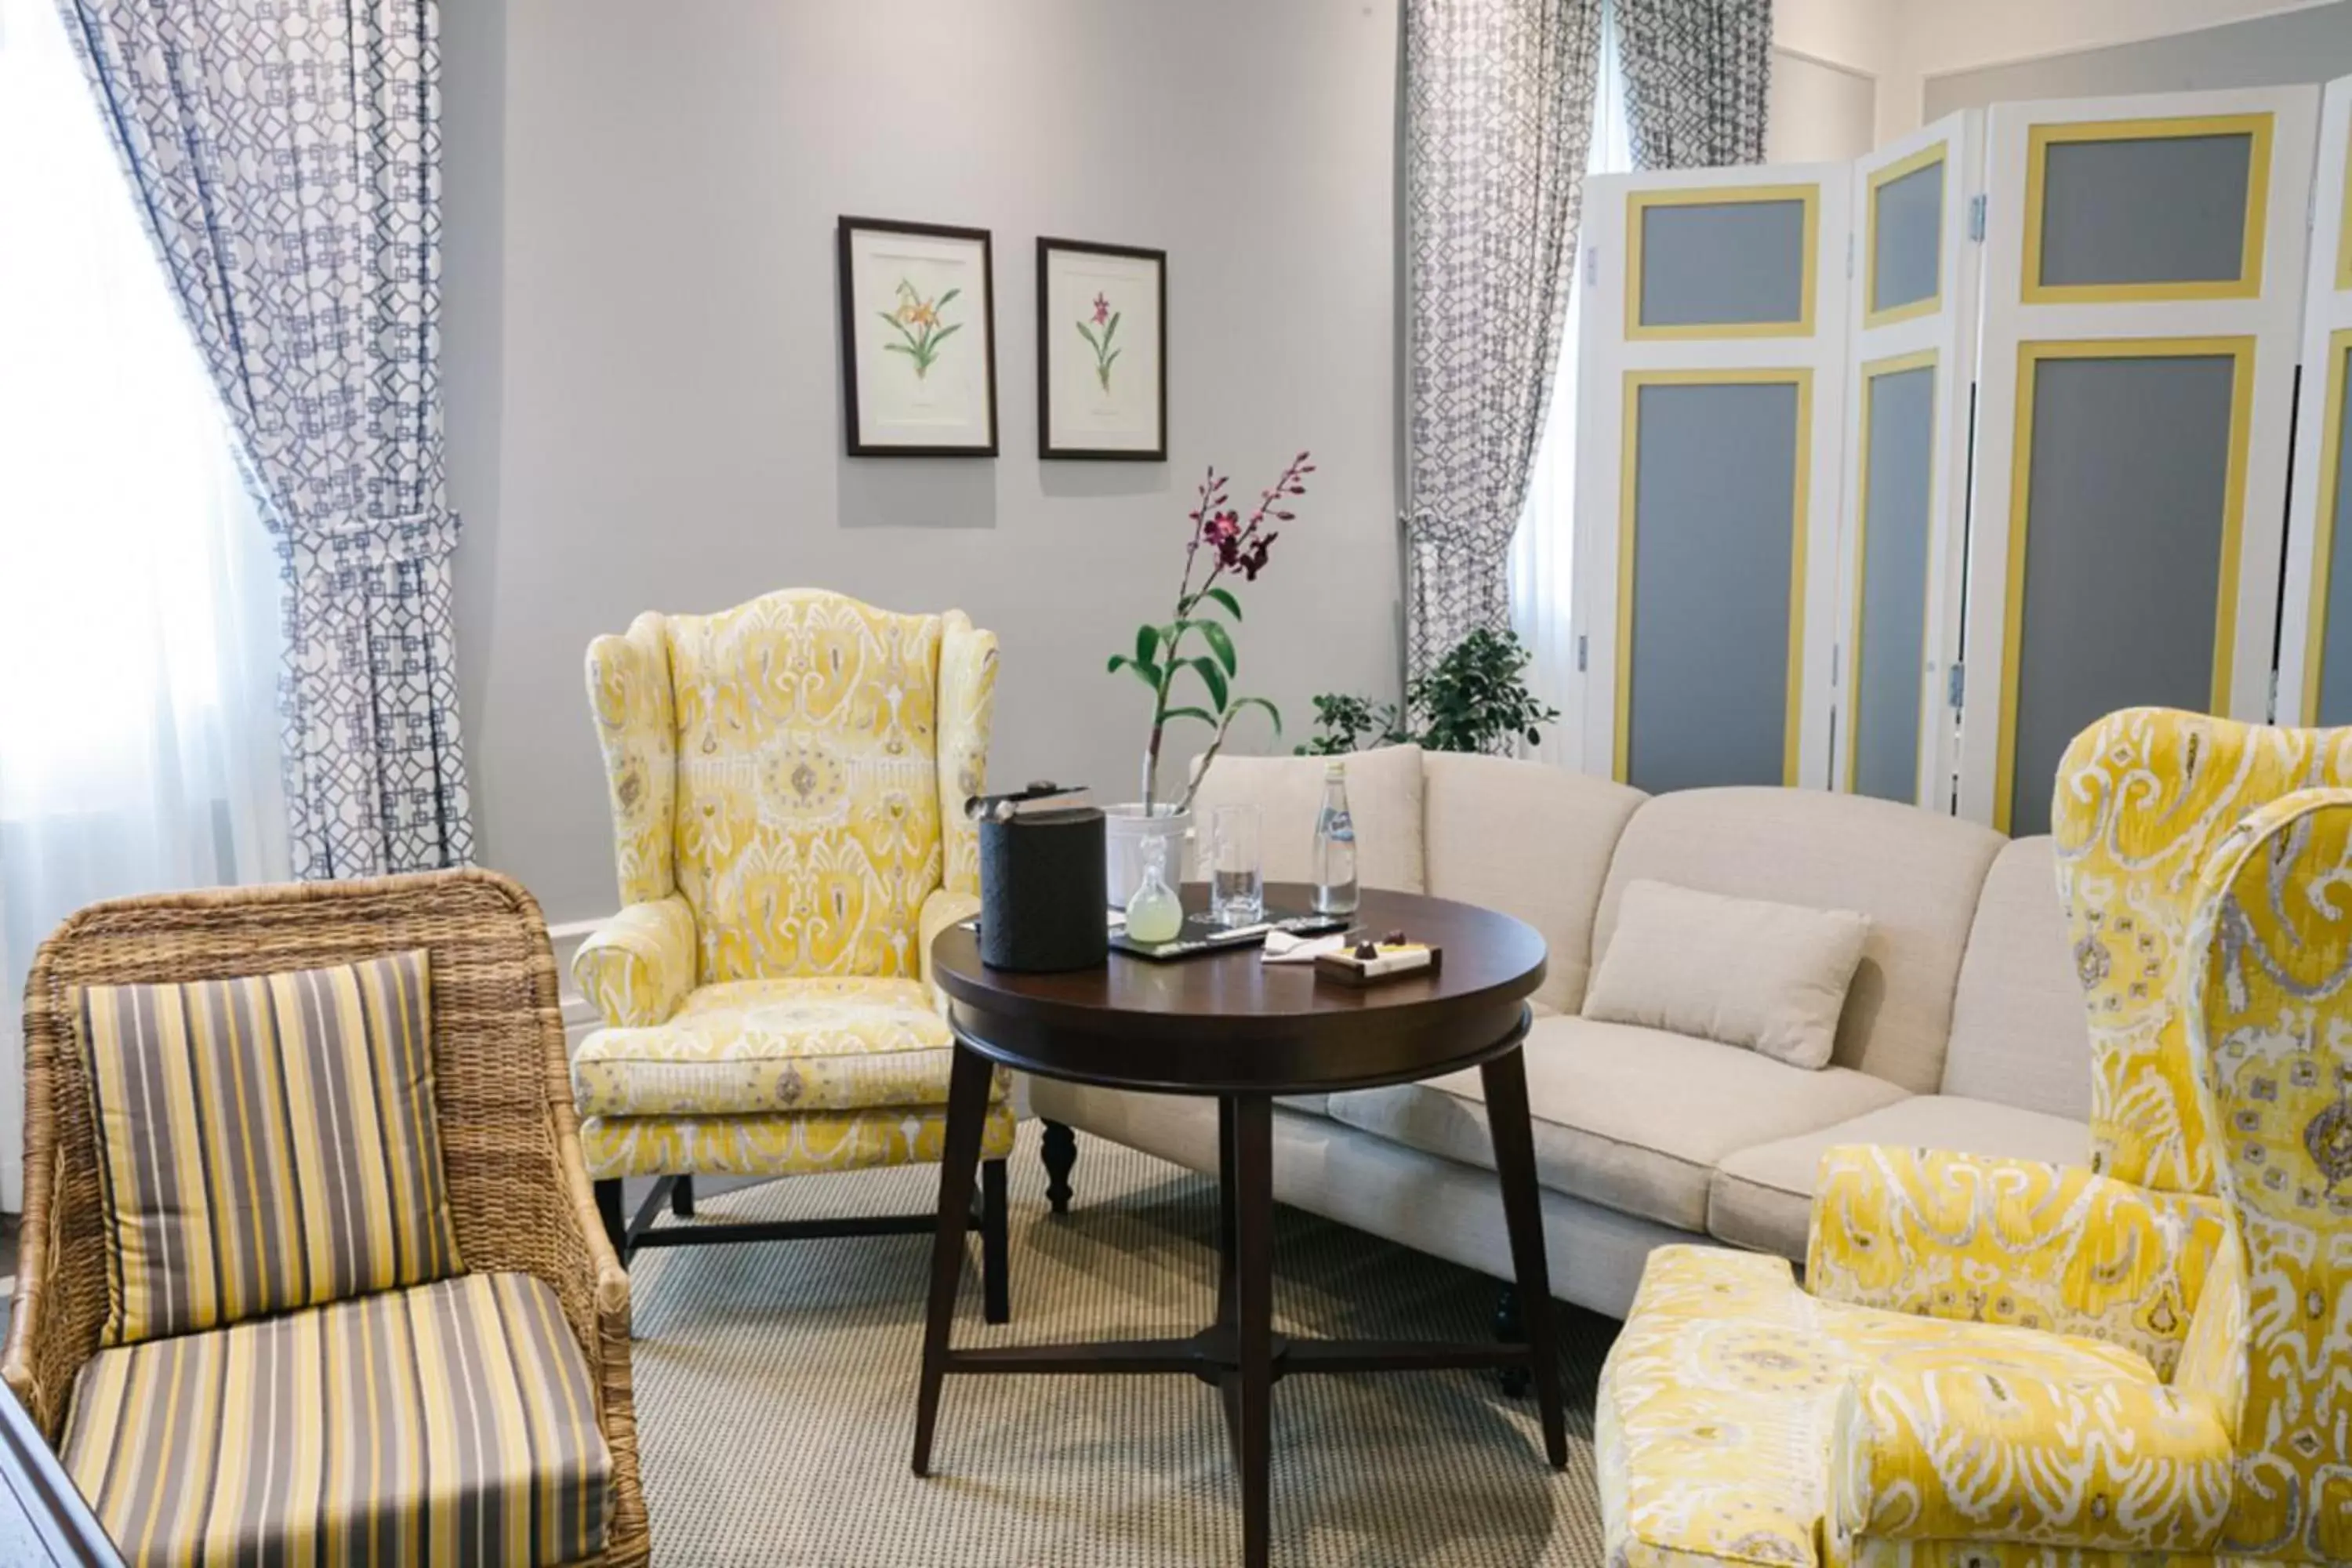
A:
[2020, 114, 2273, 306]
[1624, 184, 1820, 342]
[2300, 329, 2352, 724]
[1864, 144, 1947, 331]
[1617, 368, 1814, 789]
[2337, 118, 2352, 293]
[1845, 348, 1940, 799]
[1993, 336, 2257, 833]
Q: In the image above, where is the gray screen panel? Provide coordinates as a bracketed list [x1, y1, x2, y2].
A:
[1639, 201, 1808, 328]
[1871, 160, 1944, 316]
[2009, 354, 2237, 836]
[2038, 134, 2253, 289]
[1853, 366, 1936, 804]
[2315, 347, 2352, 725]
[1628, 380, 1799, 793]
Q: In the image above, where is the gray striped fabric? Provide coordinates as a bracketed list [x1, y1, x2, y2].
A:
[76, 951, 463, 1346]
[61, 1272, 612, 1566]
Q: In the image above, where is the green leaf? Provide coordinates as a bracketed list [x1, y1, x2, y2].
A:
[1134, 624, 1160, 667]
[927, 323, 963, 351]
[1197, 619, 1236, 677]
[1107, 311, 1122, 339]
[1188, 656, 1228, 710]
[1075, 321, 1098, 350]
[1161, 706, 1218, 728]
[1107, 654, 1163, 690]
[881, 343, 915, 356]
[1230, 695, 1283, 735]
[936, 288, 962, 309]
[1200, 586, 1243, 622]
[1104, 348, 1123, 371]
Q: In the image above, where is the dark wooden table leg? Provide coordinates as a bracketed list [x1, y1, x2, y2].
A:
[1480, 1039, 1566, 1468]
[1231, 1093, 1275, 1568]
[912, 1040, 1000, 1477]
[980, 1156, 1010, 1325]
[1216, 1093, 1240, 1330]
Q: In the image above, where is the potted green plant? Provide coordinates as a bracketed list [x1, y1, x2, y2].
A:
[1104, 453, 1312, 905]
[1298, 626, 1557, 757]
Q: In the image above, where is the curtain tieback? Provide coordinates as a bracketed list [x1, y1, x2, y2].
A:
[282, 509, 462, 590]
[1403, 510, 1512, 561]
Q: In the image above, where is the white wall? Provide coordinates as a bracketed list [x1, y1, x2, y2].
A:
[441, 0, 1403, 927]
[1769, 50, 1881, 162]
[1885, 0, 2339, 133]
[1773, 0, 1904, 138]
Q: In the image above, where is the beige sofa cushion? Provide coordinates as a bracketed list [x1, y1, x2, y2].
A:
[1422, 752, 1644, 1014]
[1186, 744, 1425, 893]
[1708, 1094, 2089, 1260]
[1940, 836, 2093, 1121]
[1323, 1015, 1909, 1232]
[1593, 787, 2004, 1094]
[1584, 880, 1870, 1069]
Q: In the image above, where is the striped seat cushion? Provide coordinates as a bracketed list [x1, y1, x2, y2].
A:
[76, 951, 463, 1346]
[62, 1272, 612, 1566]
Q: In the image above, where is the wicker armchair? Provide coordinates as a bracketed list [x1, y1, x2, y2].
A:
[3, 869, 651, 1568]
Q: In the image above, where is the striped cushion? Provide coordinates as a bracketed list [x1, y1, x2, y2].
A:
[76, 951, 463, 1347]
[61, 1272, 611, 1567]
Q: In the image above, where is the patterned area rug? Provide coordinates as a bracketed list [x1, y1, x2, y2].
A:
[629, 1123, 1616, 1566]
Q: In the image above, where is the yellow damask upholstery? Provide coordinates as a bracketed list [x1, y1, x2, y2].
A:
[575, 975, 1018, 1116]
[1599, 1247, 2171, 1568]
[1599, 710, 2352, 1568]
[579, 1102, 1019, 1180]
[1806, 1145, 2226, 1377]
[2056, 710, 2352, 1196]
[575, 590, 1000, 1186]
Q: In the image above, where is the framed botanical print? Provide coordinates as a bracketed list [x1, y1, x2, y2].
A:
[838, 216, 999, 456]
[1037, 238, 1167, 460]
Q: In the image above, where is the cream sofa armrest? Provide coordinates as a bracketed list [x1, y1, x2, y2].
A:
[572, 895, 698, 1028]
[918, 886, 983, 1011]
[1806, 1145, 2226, 1377]
[1831, 1356, 2232, 1552]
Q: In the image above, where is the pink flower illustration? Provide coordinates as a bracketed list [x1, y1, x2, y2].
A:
[1091, 292, 1112, 325]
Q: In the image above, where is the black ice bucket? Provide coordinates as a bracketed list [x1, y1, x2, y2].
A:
[978, 806, 1108, 971]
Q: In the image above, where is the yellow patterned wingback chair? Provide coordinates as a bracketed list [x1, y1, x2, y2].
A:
[1595, 708, 2352, 1567]
[572, 589, 1014, 1320]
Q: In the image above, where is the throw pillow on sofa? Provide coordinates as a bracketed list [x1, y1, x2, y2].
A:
[1582, 880, 1871, 1070]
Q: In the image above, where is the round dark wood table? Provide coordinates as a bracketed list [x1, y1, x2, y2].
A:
[913, 884, 1562, 1567]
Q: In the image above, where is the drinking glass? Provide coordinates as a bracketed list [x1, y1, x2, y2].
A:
[1207, 804, 1265, 927]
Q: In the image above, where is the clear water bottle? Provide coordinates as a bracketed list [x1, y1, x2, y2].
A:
[1312, 759, 1359, 916]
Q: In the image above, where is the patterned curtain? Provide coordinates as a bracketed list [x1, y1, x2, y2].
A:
[56, 0, 474, 878]
[1616, 0, 1773, 169]
[1402, 0, 1604, 688]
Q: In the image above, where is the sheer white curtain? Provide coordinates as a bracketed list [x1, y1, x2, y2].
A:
[1511, 16, 1633, 769]
[0, 0, 289, 1207]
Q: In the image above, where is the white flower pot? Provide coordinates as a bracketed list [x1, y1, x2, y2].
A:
[1102, 804, 1192, 910]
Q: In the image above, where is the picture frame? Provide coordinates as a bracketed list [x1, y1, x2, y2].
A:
[838, 216, 999, 456]
[1037, 237, 1167, 461]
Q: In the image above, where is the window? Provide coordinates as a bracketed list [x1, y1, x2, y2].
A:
[0, 0, 288, 1206]
[1511, 15, 1634, 768]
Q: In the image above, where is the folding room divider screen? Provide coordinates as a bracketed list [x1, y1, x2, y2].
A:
[2278, 78, 2352, 728]
[1573, 165, 1851, 794]
[1567, 76, 2350, 831]
[1832, 113, 1981, 813]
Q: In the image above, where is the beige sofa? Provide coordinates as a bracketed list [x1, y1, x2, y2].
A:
[1028, 744, 2090, 1319]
